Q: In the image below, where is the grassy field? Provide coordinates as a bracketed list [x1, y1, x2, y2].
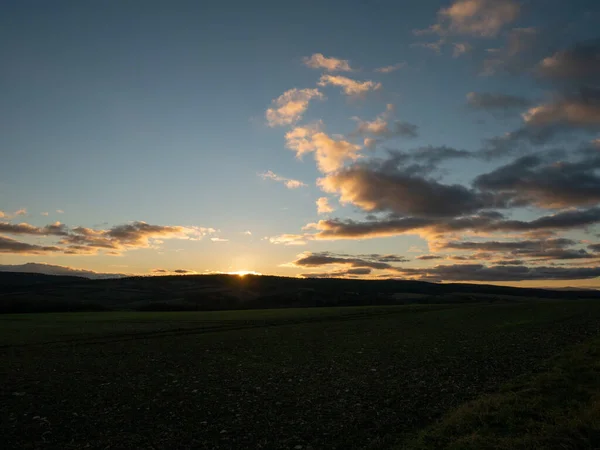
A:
[2, 301, 600, 449]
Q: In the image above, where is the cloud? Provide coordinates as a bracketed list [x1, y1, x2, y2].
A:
[291, 251, 408, 271]
[474, 150, 600, 209]
[41, 212, 49, 216]
[151, 268, 197, 275]
[411, 40, 445, 54]
[467, 92, 531, 110]
[417, 255, 445, 260]
[375, 62, 406, 73]
[437, 238, 598, 261]
[0, 220, 215, 255]
[395, 263, 600, 282]
[482, 90, 600, 157]
[211, 237, 229, 242]
[317, 158, 490, 218]
[285, 124, 362, 173]
[420, 0, 520, 38]
[317, 75, 381, 97]
[304, 217, 435, 240]
[480, 27, 539, 76]
[303, 207, 600, 242]
[440, 238, 576, 253]
[522, 91, 600, 129]
[317, 197, 334, 214]
[292, 252, 394, 270]
[353, 105, 419, 139]
[536, 39, 600, 86]
[265, 88, 324, 126]
[407, 146, 472, 166]
[0, 221, 69, 236]
[363, 138, 380, 150]
[269, 234, 307, 246]
[259, 170, 307, 189]
[453, 42, 472, 57]
[0, 209, 31, 220]
[56, 209, 64, 214]
[303, 53, 352, 72]
[0, 262, 127, 279]
[0, 236, 62, 254]
[243, 230, 252, 236]
[301, 268, 373, 278]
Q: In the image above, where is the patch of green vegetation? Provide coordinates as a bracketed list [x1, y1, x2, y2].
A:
[2, 301, 600, 449]
[401, 336, 600, 449]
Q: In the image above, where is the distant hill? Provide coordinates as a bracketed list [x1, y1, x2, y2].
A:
[0, 272, 85, 287]
[1, 272, 599, 314]
[0, 263, 127, 279]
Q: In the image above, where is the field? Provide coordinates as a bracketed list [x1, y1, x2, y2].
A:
[2, 301, 600, 449]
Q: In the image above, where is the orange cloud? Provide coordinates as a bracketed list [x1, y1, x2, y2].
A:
[316, 197, 334, 214]
[285, 124, 362, 173]
[317, 75, 381, 97]
[265, 88, 324, 126]
[303, 53, 352, 72]
[259, 170, 307, 189]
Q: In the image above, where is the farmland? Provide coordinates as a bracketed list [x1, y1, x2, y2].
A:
[2, 301, 600, 449]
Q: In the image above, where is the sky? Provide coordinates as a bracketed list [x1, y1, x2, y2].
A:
[1, 0, 600, 287]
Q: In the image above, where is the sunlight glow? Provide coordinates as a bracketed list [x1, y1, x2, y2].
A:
[228, 270, 262, 277]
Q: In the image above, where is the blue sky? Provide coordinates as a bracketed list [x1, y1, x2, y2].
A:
[1, 0, 600, 286]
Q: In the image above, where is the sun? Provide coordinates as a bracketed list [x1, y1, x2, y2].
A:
[228, 270, 262, 278]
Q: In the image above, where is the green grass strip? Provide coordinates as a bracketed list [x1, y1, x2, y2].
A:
[400, 336, 600, 450]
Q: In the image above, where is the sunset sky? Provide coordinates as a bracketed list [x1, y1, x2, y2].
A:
[1, 0, 600, 287]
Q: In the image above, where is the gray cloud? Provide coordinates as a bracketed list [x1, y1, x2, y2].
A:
[301, 267, 373, 278]
[417, 255, 445, 260]
[307, 207, 600, 241]
[467, 92, 531, 110]
[0, 236, 62, 254]
[474, 149, 600, 209]
[536, 39, 600, 87]
[0, 221, 214, 255]
[318, 157, 491, 218]
[152, 268, 196, 275]
[0, 222, 69, 236]
[395, 263, 600, 282]
[441, 238, 575, 252]
[292, 252, 402, 270]
[440, 238, 597, 261]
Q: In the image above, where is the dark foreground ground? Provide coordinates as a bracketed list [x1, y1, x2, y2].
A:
[2, 301, 600, 449]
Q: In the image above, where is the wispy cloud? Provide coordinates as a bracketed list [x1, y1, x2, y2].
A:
[303, 53, 352, 72]
[151, 268, 197, 275]
[0, 220, 216, 255]
[452, 42, 472, 57]
[374, 62, 406, 73]
[316, 197, 334, 214]
[352, 104, 419, 139]
[467, 92, 531, 110]
[265, 88, 324, 126]
[417, 0, 520, 38]
[317, 75, 381, 97]
[269, 234, 307, 246]
[285, 124, 362, 173]
[259, 170, 307, 189]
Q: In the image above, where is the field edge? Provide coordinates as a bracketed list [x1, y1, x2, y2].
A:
[398, 335, 600, 449]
